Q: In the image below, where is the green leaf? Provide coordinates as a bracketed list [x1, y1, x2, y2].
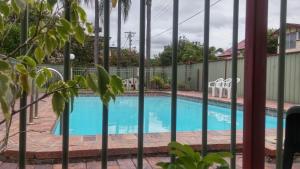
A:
[0, 97, 10, 121]
[0, 59, 10, 71]
[86, 74, 98, 94]
[110, 75, 124, 94]
[0, 1, 10, 16]
[74, 75, 87, 88]
[14, 0, 26, 11]
[11, 0, 20, 13]
[96, 66, 109, 96]
[0, 15, 4, 31]
[47, 0, 57, 7]
[15, 64, 27, 74]
[0, 73, 9, 94]
[86, 23, 93, 33]
[74, 26, 85, 44]
[76, 6, 87, 21]
[60, 18, 72, 33]
[52, 92, 65, 116]
[18, 56, 36, 68]
[47, 81, 65, 93]
[35, 71, 46, 88]
[34, 47, 45, 63]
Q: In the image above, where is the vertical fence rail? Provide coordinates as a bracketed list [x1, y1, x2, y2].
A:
[117, 0, 121, 76]
[34, 88, 39, 118]
[94, 0, 100, 65]
[137, 0, 146, 168]
[230, 0, 239, 168]
[243, 0, 268, 168]
[29, 80, 35, 124]
[171, 0, 179, 163]
[276, 0, 287, 168]
[62, 0, 71, 168]
[101, 0, 110, 168]
[202, 0, 210, 157]
[19, 4, 28, 169]
[146, 0, 152, 88]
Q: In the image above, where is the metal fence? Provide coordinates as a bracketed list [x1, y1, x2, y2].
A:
[16, 0, 288, 168]
[45, 52, 300, 104]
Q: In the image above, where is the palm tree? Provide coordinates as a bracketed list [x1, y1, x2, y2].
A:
[93, 0, 131, 65]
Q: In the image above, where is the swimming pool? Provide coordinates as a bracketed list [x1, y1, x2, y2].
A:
[54, 96, 279, 135]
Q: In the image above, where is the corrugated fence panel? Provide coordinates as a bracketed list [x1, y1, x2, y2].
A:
[41, 53, 300, 103]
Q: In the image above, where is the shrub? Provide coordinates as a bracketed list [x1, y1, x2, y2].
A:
[157, 142, 231, 169]
[150, 76, 165, 90]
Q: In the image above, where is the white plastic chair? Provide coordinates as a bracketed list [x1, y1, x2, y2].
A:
[123, 78, 139, 90]
[215, 78, 227, 98]
[208, 78, 224, 97]
[224, 78, 240, 99]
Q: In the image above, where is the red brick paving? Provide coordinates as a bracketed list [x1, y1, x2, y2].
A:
[1, 155, 300, 169]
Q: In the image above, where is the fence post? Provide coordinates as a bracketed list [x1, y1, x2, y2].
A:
[19, 4, 29, 169]
[243, 0, 268, 168]
[62, 0, 71, 167]
[171, 0, 179, 163]
[276, 0, 287, 168]
[137, 0, 146, 168]
[202, 0, 211, 156]
[230, 0, 239, 167]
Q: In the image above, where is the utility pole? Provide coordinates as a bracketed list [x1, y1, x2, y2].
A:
[125, 31, 136, 51]
[146, 0, 152, 88]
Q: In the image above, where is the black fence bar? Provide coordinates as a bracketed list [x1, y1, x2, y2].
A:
[19, 5, 28, 169]
[62, 0, 71, 168]
[117, 0, 121, 76]
[171, 0, 179, 163]
[230, 0, 239, 167]
[94, 0, 100, 65]
[29, 80, 35, 124]
[34, 88, 39, 118]
[137, 0, 146, 168]
[146, 0, 152, 88]
[101, 0, 110, 168]
[276, 0, 287, 168]
[202, 0, 210, 157]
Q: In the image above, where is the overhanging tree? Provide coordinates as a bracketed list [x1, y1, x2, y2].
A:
[0, 0, 124, 153]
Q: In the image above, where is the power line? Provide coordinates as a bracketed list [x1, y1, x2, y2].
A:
[152, 0, 172, 21]
[152, 0, 224, 38]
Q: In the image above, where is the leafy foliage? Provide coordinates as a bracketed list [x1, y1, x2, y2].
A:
[156, 38, 219, 66]
[0, 0, 124, 125]
[267, 29, 278, 54]
[150, 76, 165, 90]
[157, 142, 232, 169]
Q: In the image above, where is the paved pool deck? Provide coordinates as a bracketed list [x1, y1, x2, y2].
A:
[0, 91, 296, 163]
[1, 155, 300, 169]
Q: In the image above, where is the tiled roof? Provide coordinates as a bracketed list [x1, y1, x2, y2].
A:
[219, 40, 245, 57]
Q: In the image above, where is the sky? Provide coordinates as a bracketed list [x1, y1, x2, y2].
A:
[82, 0, 300, 57]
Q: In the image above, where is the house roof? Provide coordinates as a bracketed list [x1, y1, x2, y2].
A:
[274, 23, 300, 34]
[218, 40, 245, 57]
[219, 23, 300, 58]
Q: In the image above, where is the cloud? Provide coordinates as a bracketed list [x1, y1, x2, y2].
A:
[82, 0, 300, 57]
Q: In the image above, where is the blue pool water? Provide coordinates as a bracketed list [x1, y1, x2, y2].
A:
[54, 96, 279, 135]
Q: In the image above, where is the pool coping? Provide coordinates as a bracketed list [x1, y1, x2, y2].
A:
[0, 91, 287, 163]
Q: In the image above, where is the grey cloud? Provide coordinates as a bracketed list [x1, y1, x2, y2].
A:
[82, 0, 300, 57]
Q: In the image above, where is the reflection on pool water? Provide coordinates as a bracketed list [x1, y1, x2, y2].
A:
[54, 96, 279, 135]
